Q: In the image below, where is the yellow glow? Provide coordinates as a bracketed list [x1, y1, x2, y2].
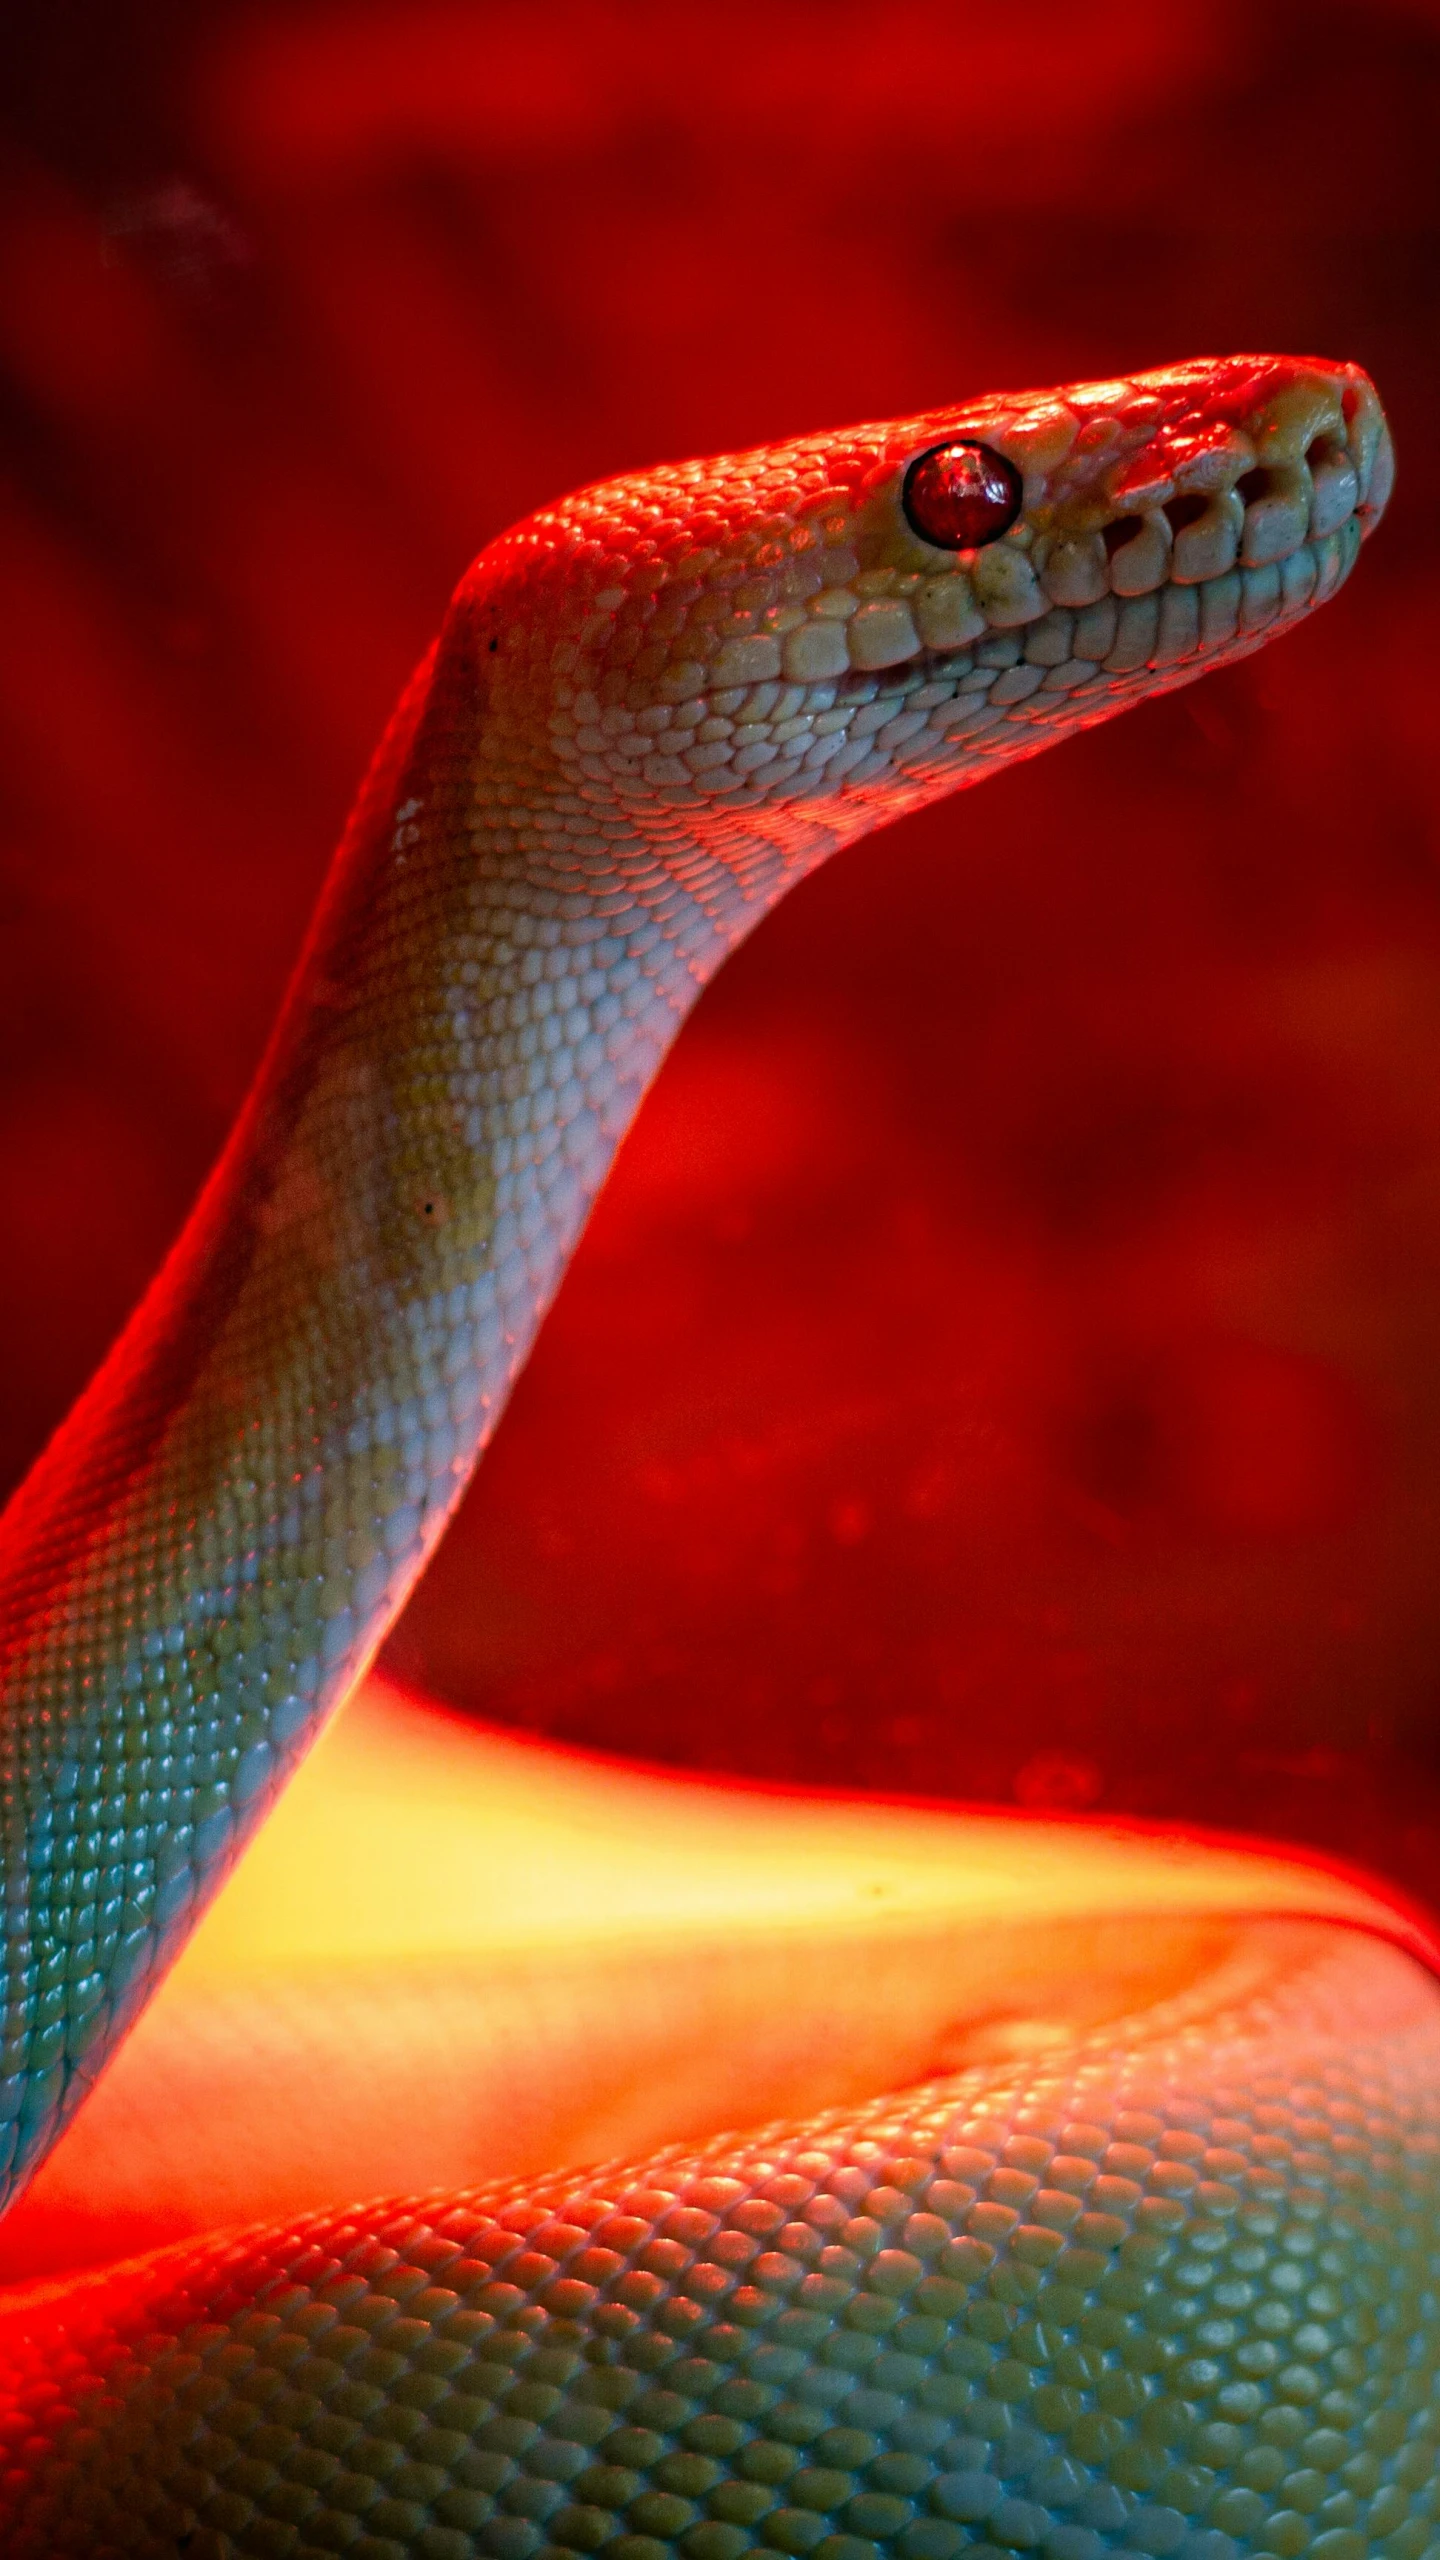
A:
[183, 1674, 1431, 1972]
[1, 1675, 1430, 2287]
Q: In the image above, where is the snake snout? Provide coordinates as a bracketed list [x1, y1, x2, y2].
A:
[961, 353, 1393, 698]
[1075, 354, 1392, 621]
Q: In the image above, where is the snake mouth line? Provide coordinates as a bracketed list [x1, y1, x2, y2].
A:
[559, 517, 1370, 805]
[688, 519, 1370, 808]
[828, 516, 1368, 744]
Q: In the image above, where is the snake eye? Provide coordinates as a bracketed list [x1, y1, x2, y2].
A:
[902, 440, 1024, 549]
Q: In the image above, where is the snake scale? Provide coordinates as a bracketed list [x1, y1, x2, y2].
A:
[0, 353, 1430, 2560]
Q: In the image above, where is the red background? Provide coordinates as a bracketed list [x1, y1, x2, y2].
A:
[2, 2, 1440, 1894]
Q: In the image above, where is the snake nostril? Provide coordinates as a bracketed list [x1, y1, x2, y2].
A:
[1236, 466, 1270, 508]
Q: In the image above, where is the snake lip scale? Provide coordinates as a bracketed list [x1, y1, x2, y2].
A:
[0, 354, 1429, 2560]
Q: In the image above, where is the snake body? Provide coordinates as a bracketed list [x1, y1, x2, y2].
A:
[0, 355, 1428, 2560]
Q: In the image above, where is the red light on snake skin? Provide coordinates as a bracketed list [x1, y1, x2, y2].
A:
[902, 438, 1023, 548]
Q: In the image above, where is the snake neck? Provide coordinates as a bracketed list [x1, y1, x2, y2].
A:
[0, 352, 1392, 2210]
[0, 580, 855, 2207]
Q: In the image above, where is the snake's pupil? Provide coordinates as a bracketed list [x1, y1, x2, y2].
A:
[902, 439, 1023, 548]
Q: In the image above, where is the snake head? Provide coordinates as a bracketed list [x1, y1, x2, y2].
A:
[474, 354, 1391, 845]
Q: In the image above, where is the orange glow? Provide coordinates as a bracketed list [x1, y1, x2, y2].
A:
[0, 1674, 1429, 2287]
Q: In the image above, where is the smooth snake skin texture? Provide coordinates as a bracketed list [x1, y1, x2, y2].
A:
[0, 355, 1429, 2558]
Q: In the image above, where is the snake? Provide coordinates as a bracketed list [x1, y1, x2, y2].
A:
[0, 349, 1428, 2560]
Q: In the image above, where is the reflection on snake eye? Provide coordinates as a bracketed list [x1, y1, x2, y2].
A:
[902, 439, 1024, 548]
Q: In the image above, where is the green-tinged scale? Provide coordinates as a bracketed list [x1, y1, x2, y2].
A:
[2, 1925, 1439, 2557]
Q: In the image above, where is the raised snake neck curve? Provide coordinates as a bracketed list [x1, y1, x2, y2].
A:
[2, 358, 1435, 2560]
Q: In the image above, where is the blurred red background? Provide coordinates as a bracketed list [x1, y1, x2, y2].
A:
[2, 1, 1440, 1894]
